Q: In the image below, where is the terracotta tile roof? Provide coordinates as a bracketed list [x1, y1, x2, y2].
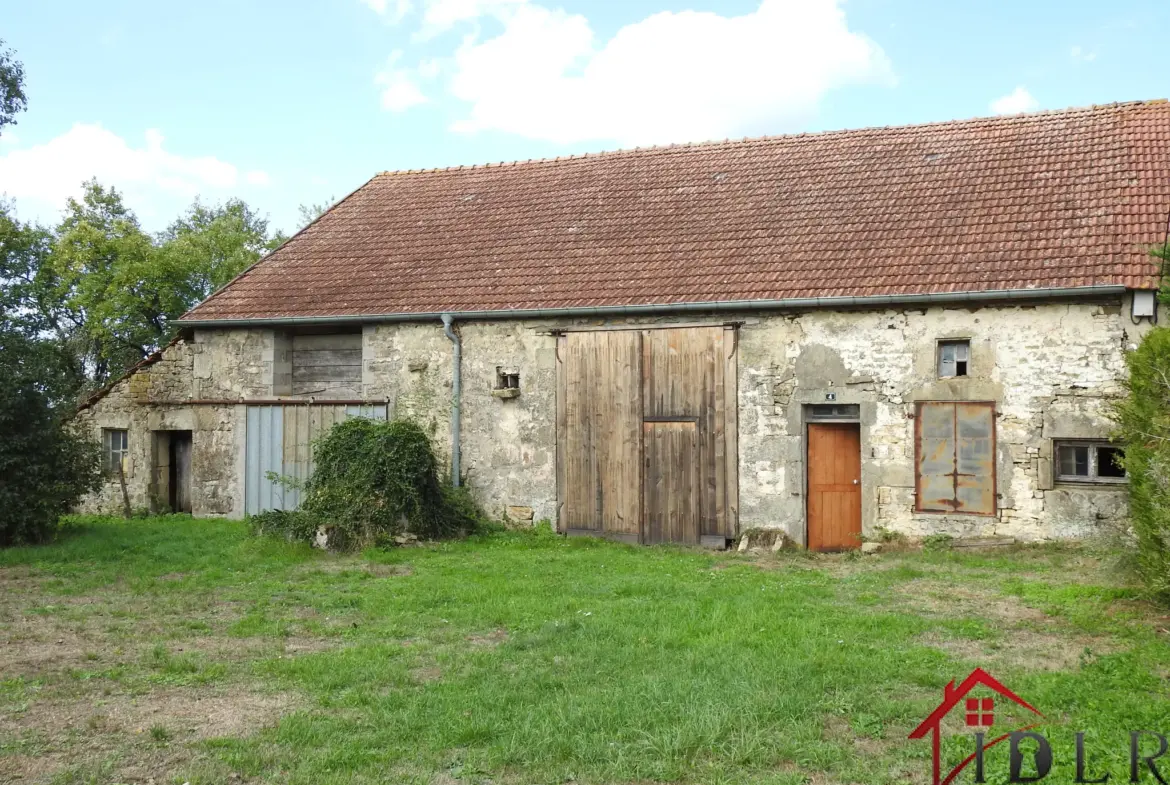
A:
[183, 101, 1170, 322]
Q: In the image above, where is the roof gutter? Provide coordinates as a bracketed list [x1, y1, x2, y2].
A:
[175, 285, 1130, 329]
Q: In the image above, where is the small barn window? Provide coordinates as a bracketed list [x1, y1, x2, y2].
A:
[102, 428, 128, 476]
[1055, 441, 1126, 483]
[915, 401, 996, 515]
[938, 340, 970, 378]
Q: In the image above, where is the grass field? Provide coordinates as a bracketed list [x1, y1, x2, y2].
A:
[1, 516, 1168, 785]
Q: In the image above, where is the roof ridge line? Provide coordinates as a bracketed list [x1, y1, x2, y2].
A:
[373, 98, 1169, 178]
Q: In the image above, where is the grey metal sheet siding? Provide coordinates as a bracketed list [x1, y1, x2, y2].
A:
[245, 404, 388, 515]
[245, 405, 285, 515]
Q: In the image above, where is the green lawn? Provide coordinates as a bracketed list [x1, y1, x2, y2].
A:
[1, 517, 1168, 785]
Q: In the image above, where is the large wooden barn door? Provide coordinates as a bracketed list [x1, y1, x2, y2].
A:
[557, 326, 737, 545]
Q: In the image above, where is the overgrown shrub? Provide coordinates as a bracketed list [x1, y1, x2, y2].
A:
[0, 331, 102, 546]
[254, 418, 487, 548]
[1114, 324, 1170, 603]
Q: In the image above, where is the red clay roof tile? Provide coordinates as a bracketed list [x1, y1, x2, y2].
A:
[182, 101, 1170, 321]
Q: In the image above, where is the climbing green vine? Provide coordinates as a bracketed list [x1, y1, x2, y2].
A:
[250, 418, 487, 548]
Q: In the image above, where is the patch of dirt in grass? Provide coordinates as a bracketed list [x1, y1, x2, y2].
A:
[917, 628, 1116, 672]
[298, 558, 413, 577]
[410, 666, 444, 683]
[1, 685, 297, 741]
[823, 714, 891, 758]
[0, 686, 283, 784]
[466, 628, 508, 648]
[899, 581, 1049, 625]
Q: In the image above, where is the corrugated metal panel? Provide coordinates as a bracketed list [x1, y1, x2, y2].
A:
[915, 401, 996, 516]
[246, 404, 388, 514]
[245, 405, 285, 515]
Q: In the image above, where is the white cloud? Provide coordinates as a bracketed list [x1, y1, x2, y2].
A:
[376, 52, 431, 111]
[394, 0, 893, 146]
[1070, 45, 1097, 62]
[361, 0, 413, 22]
[990, 86, 1039, 115]
[0, 124, 262, 227]
[420, 0, 526, 32]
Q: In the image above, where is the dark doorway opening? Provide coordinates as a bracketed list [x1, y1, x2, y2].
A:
[168, 431, 193, 513]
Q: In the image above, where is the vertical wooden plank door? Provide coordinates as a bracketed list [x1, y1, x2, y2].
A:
[558, 331, 644, 542]
[642, 421, 700, 544]
[806, 423, 861, 551]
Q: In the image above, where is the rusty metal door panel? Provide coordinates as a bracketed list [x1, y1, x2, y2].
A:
[955, 403, 995, 514]
[915, 401, 996, 516]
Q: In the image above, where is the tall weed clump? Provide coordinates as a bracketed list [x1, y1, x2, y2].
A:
[251, 418, 486, 548]
[1115, 322, 1170, 603]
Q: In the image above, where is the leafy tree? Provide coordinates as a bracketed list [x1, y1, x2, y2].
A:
[51, 182, 160, 382]
[0, 39, 26, 134]
[297, 197, 335, 229]
[0, 202, 85, 401]
[0, 327, 101, 546]
[1114, 242, 1170, 603]
[44, 183, 282, 387]
[157, 197, 282, 301]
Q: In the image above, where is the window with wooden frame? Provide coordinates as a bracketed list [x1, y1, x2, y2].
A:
[937, 340, 970, 378]
[1054, 441, 1126, 484]
[102, 428, 128, 476]
[915, 401, 996, 515]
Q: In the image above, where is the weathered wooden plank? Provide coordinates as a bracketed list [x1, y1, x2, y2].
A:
[642, 327, 722, 538]
[291, 349, 363, 367]
[291, 380, 363, 397]
[724, 327, 739, 537]
[560, 330, 642, 536]
[555, 335, 567, 532]
[292, 365, 362, 382]
[291, 333, 362, 351]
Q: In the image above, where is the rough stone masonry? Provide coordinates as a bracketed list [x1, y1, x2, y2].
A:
[76, 295, 1151, 544]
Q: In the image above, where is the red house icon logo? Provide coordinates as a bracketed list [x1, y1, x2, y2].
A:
[908, 667, 1045, 785]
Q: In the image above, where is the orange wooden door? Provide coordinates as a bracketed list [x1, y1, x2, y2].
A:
[807, 423, 862, 551]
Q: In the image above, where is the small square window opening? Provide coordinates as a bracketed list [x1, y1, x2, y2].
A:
[495, 369, 520, 390]
[938, 340, 970, 378]
[102, 428, 128, 476]
[1055, 441, 1126, 484]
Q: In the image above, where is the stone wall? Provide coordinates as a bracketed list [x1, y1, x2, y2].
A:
[737, 303, 1135, 542]
[75, 335, 243, 517]
[74, 297, 1147, 540]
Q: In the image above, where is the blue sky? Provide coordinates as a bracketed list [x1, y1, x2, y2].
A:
[1, 0, 1167, 233]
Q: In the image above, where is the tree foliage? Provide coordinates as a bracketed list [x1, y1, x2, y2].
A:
[1115, 324, 1170, 602]
[1114, 242, 1170, 603]
[0, 328, 101, 546]
[0, 39, 26, 134]
[2, 182, 286, 392]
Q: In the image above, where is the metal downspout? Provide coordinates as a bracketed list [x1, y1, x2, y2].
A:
[441, 313, 462, 487]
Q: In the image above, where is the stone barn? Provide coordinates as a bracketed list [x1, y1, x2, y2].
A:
[76, 101, 1170, 548]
